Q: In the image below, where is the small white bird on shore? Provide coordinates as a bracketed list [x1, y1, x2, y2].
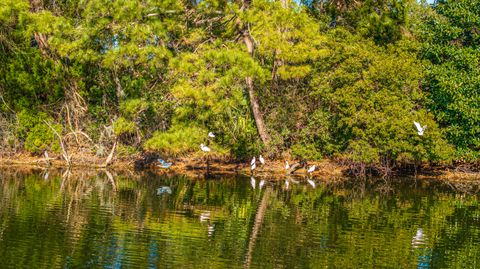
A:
[251, 162, 256, 171]
[259, 155, 265, 165]
[307, 165, 316, 174]
[251, 157, 256, 166]
[200, 144, 211, 152]
[414, 121, 426, 136]
[285, 161, 290, 170]
[208, 132, 215, 138]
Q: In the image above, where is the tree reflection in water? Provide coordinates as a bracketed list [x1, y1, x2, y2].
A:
[0, 170, 478, 268]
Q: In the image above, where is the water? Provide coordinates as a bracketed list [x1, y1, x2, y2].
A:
[0, 169, 479, 268]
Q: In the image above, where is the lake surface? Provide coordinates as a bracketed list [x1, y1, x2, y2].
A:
[0, 169, 479, 268]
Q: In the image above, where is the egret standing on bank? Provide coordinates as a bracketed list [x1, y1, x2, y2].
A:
[414, 121, 426, 136]
[259, 155, 265, 165]
[200, 143, 211, 171]
[285, 161, 290, 170]
[250, 157, 256, 172]
[307, 165, 316, 174]
[200, 144, 211, 152]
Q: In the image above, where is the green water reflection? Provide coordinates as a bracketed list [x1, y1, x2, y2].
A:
[0, 170, 479, 268]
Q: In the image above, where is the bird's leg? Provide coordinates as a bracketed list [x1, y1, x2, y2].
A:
[207, 155, 210, 172]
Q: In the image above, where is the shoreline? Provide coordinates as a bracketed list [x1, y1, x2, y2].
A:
[0, 153, 478, 181]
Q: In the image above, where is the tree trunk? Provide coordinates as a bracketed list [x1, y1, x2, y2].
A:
[30, 0, 49, 55]
[244, 187, 271, 269]
[240, 2, 271, 145]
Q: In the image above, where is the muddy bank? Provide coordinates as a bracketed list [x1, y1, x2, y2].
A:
[0, 152, 478, 181]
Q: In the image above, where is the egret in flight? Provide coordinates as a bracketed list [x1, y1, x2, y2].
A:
[414, 121, 426, 136]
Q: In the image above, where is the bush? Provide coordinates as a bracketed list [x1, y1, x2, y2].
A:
[16, 110, 60, 154]
[144, 125, 207, 156]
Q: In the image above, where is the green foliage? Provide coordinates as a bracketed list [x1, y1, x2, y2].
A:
[314, 31, 453, 164]
[168, 44, 265, 157]
[144, 125, 209, 156]
[0, 0, 477, 168]
[419, 0, 480, 160]
[113, 117, 136, 136]
[16, 110, 60, 154]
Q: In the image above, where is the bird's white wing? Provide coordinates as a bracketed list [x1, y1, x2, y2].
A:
[307, 165, 316, 173]
[414, 121, 422, 132]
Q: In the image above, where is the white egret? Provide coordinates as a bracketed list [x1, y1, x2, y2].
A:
[251, 157, 256, 166]
[414, 121, 426, 136]
[259, 155, 265, 165]
[307, 165, 316, 174]
[259, 180, 265, 190]
[251, 162, 256, 171]
[251, 177, 256, 189]
[307, 179, 316, 188]
[285, 161, 290, 170]
[200, 144, 211, 152]
[208, 132, 215, 138]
